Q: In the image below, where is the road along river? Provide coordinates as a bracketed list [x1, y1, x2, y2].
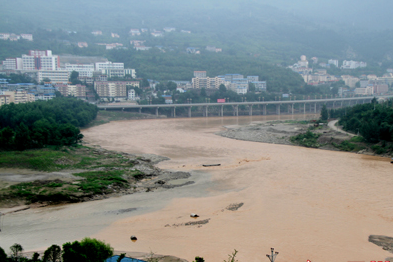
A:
[1, 115, 393, 262]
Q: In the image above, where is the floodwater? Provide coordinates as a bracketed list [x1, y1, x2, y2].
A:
[1, 115, 393, 262]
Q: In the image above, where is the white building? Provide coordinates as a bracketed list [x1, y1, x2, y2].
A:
[22, 50, 59, 71]
[101, 68, 136, 78]
[2, 58, 23, 70]
[95, 61, 124, 71]
[65, 63, 95, 77]
[37, 70, 69, 84]
[128, 89, 135, 100]
[328, 59, 339, 67]
[341, 60, 367, 69]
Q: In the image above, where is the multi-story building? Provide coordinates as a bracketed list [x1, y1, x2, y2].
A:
[22, 50, 59, 71]
[14, 89, 35, 104]
[354, 86, 373, 96]
[20, 34, 33, 41]
[94, 81, 128, 98]
[101, 68, 136, 78]
[2, 58, 23, 70]
[95, 62, 124, 71]
[65, 63, 94, 77]
[56, 84, 88, 98]
[192, 77, 224, 89]
[341, 60, 367, 69]
[328, 59, 339, 67]
[128, 89, 136, 100]
[341, 75, 360, 88]
[251, 81, 267, 92]
[0, 94, 12, 106]
[194, 71, 207, 78]
[37, 70, 69, 84]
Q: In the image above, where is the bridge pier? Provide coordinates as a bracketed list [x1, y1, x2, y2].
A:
[156, 107, 159, 116]
[314, 103, 317, 113]
[303, 103, 306, 114]
[188, 107, 192, 118]
[139, 107, 142, 114]
[204, 106, 208, 117]
[291, 103, 294, 115]
[341, 101, 343, 108]
[221, 105, 224, 117]
[263, 104, 267, 115]
[249, 105, 253, 116]
[233, 105, 238, 116]
[276, 104, 281, 115]
[173, 107, 176, 118]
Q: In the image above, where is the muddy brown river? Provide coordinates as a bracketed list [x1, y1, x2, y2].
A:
[1, 115, 393, 262]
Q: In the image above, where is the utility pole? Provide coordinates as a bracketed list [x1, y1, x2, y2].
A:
[266, 247, 279, 262]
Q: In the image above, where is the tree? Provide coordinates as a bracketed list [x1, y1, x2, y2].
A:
[219, 84, 227, 93]
[167, 81, 177, 91]
[224, 249, 238, 262]
[10, 243, 23, 261]
[117, 253, 126, 262]
[248, 82, 256, 92]
[320, 104, 328, 121]
[78, 238, 113, 262]
[43, 245, 61, 262]
[0, 246, 7, 262]
[31, 252, 40, 262]
[193, 257, 205, 262]
[69, 71, 82, 85]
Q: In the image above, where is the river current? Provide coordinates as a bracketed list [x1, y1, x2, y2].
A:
[1, 115, 392, 262]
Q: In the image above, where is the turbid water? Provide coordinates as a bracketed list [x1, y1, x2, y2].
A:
[1, 115, 392, 262]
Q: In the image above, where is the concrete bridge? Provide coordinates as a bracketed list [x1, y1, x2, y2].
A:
[98, 95, 393, 118]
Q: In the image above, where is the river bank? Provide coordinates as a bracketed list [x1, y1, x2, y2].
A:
[218, 119, 392, 157]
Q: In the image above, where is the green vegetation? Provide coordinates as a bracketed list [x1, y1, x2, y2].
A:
[337, 99, 393, 144]
[0, 146, 148, 205]
[0, 97, 98, 150]
[320, 104, 328, 121]
[332, 140, 364, 152]
[290, 130, 321, 148]
[0, 238, 113, 262]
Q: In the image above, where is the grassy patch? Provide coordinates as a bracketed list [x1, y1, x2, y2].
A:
[290, 130, 321, 148]
[74, 170, 129, 194]
[0, 149, 74, 171]
[333, 140, 365, 152]
[350, 136, 365, 142]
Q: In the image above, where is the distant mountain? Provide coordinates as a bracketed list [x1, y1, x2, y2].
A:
[1, 0, 393, 63]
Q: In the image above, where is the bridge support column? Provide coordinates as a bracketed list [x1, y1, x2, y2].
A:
[291, 103, 294, 115]
[314, 103, 317, 114]
[263, 104, 267, 115]
[122, 108, 124, 111]
[221, 105, 224, 116]
[173, 107, 176, 118]
[287, 104, 291, 114]
[233, 105, 238, 116]
[333, 101, 335, 109]
[188, 107, 192, 118]
[156, 107, 159, 116]
[205, 106, 208, 117]
[249, 105, 253, 116]
[304, 103, 306, 114]
[139, 107, 142, 113]
[276, 104, 280, 115]
[341, 101, 343, 108]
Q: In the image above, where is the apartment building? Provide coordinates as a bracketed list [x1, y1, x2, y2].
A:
[55, 84, 88, 98]
[194, 71, 207, 78]
[94, 81, 127, 98]
[192, 77, 224, 89]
